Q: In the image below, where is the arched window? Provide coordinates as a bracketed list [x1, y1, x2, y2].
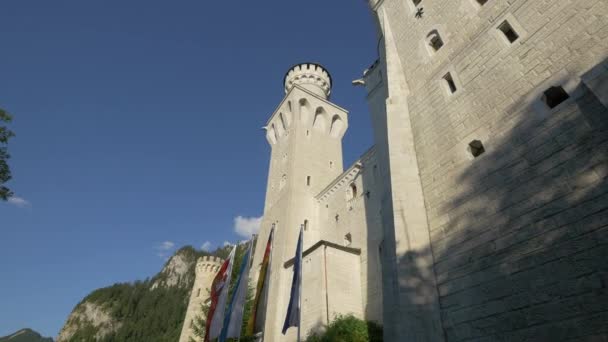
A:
[329, 115, 345, 138]
[299, 99, 311, 125]
[313, 107, 328, 132]
[266, 124, 278, 145]
[306, 176, 311, 186]
[350, 183, 358, 199]
[196, 288, 201, 297]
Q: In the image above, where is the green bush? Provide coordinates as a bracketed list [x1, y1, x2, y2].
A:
[305, 314, 383, 342]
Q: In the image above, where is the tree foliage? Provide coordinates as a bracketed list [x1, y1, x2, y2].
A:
[0, 108, 15, 200]
[67, 280, 190, 342]
[305, 314, 383, 342]
[63, 246, 233, 342]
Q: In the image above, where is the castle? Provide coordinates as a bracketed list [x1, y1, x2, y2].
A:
[183, 0, 608, 341]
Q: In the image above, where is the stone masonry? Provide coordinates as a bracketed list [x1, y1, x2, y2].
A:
[179, 256, 223, 342]
[363, 0, 608, 340]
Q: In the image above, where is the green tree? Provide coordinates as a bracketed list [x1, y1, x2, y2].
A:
[305, 314, 383, 342]
[0, 108, 15, 200]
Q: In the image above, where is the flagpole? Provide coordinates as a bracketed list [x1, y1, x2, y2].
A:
[262, 225, 275, 342]
[297, 225, 303, 342]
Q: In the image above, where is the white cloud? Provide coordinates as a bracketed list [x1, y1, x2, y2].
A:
[159, 241, 175, 250]
[201, 241, 212, 251]
[233, 215, 262, 238]
[7, 196, 30, 208]
[223, 241, 232, 247]
[156, 241, 175, 258]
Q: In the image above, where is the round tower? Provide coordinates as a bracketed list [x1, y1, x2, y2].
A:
[284, 63, 332, 99]
[178, 256, 224, 342]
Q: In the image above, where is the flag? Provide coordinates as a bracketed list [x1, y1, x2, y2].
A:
[205, 246, 236, 342]
[282, 227, 303, 335]
[247, 228, 274, 335]
[220, 240, 253, 341]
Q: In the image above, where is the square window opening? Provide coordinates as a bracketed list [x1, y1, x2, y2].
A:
[498, 21, 519, 43]
[542, 86, 570, 109]
[468, 140, 486, 158]
[429, 35, 443, 52]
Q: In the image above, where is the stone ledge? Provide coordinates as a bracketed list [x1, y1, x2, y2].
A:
[283, 240, 361, 268]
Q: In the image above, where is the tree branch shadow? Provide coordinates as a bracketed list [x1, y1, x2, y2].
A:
[393, 60, 608, 341]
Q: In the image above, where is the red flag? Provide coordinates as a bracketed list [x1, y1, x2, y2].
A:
[205, 249, 235, 342]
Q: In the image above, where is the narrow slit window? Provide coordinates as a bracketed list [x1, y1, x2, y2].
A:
[468, 140, 485, 158]
[413, 0, 422, 6]
[443, 72, 457, 94]
[542, 86, 570, 109]
[477, 0, 488, 5]
[303, 219, 308, 231]
[498, 20, 519, 43]
[306, 176, 311, 186]
[196, 288, 201, 297]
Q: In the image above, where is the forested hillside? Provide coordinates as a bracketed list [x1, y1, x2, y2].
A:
[56, 246, 221, 342]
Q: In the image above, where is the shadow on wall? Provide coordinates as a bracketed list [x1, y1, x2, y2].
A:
[395, 60, 608, 341]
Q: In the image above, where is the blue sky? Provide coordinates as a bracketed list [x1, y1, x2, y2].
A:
[0, 1, 377, 337]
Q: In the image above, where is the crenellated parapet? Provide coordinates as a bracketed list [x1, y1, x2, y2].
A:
[195, 256, 224, 275]
[264, 64, 347, 147]
[284, 63, 332, 99]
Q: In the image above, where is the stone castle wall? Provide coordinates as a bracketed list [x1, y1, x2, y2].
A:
[367, 0, 608, 340]
[315, 147, 384, 323]
[178, 256, 223, 342]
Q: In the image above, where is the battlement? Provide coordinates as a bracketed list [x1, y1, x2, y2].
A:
[195, 256, 224, 274]
[284, 63, 332, 99]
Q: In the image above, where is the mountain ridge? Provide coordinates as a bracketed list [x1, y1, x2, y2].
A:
[56, 245, 232, 342]
[0, 328, 53, 342]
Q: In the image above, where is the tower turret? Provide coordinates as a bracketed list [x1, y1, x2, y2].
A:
[252, 63, 348, 341]
[179, 256, 224, 342]
[284, 63, 332, 99]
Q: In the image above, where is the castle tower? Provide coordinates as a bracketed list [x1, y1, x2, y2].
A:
[251, 63, 348, 341]
[179, 256, 224, 342]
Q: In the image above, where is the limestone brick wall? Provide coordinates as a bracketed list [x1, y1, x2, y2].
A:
[178, 256, 223, 342]
[369, 0, 608, 340]
[295, 242, 364, 339]
[315, 148, 384, 323]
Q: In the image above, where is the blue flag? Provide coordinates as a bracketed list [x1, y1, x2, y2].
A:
[219, 241, 253, 342]
[282, 227, 303, 335]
